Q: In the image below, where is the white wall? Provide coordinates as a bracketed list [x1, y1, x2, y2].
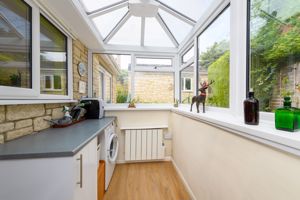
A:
[105, 110, 172, 162]
[170, 112, 300, 200]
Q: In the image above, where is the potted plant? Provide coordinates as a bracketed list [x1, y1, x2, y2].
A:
[128, 97, 137, 108]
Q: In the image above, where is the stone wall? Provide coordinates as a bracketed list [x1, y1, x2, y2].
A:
[0, 103, 72, 143]
[134, 72, 174, 103]
[73, 40, 89, 100]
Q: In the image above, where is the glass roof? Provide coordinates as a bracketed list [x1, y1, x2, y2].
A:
[79, 0, 214, 48]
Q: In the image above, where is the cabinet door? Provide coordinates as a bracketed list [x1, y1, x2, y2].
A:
[73, 138, 98, 200]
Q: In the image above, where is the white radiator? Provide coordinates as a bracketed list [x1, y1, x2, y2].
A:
[125, 129, 165, 161]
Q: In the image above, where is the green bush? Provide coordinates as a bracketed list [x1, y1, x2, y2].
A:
[207, 51, 230, 107]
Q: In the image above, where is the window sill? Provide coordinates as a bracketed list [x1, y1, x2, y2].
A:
[104, 104, 173, 111]
[0, 99, 78, 105]
[172, 106, 300, 157]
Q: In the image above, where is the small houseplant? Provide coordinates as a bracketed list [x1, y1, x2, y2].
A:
[128, 97, 137, 108]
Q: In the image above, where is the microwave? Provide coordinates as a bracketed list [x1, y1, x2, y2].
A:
[80, 98, 105, 119]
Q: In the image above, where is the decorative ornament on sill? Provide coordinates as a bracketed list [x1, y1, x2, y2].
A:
[190, 80, 214, 113]
[77, 62, 87, 77]
[243, 88, 259, 125]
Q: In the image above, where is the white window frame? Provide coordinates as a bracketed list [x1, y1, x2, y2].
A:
[0, 0, 73, 101]
[182, 77, 193, 92]
[41, 74, 63, 92]
[134, 55, 175, 72]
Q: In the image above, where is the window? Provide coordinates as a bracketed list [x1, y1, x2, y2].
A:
[182, 46, 194, 64]
[180, 64, 194, 104]
[182, 77, 192, 91]
[0, 0, 32, 89]
[197, 7, 230, 108]
[136, 57, 172, 70]
[42, 75, 62, 91]
[105, 75, 112, 103]
[40, 15, 68, 96]
[248, 0, 300, 112]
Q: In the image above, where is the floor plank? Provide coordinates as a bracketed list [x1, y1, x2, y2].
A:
[103, 162, 191, 200]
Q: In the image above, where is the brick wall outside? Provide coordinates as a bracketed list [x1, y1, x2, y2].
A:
[134, 72, 174, 103]
[0, 39, 89, 143]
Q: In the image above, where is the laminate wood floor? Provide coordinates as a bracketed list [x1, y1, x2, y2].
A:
[103, 162, 191, 200]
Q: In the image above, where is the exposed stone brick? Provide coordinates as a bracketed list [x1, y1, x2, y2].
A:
[6, 126, 33, 141]
[0, 106, 5, 122]
[0, 122, 14, 133]
[45, 104, 62, 109]
[6, 104, 45, 121]
[15, 119, 32, 129]
[46, 109, 52, 115]
[0, 134, 4, 144]
[33, 116, 51, 132]
[52, 108, 64, 119]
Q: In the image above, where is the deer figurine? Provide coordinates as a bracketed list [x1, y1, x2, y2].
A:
[190, 80, 215, 113]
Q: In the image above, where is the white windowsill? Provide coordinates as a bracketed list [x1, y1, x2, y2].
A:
[172, 107, 300, 157]
[0, 99, 78, 105]
[104, 104, 173, 111]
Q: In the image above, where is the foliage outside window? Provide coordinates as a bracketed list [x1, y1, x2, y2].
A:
[180, 64, 194, 104]
[198, 7, 230, 108]
[40, 15, 68, 95]
[249, 0, 300, 112]
[0, 0, 32, 88]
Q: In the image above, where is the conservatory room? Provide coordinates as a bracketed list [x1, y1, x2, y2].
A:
[0, 0, 300, 200]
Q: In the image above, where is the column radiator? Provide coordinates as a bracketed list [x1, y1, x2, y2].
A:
[125, 129, 165, 161]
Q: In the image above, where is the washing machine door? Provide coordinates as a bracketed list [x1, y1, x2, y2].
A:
[107, 133, 119, 163]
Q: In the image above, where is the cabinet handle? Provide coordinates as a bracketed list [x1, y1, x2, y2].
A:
[77, 154, 83, 188]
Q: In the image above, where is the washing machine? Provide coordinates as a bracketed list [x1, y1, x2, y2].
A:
[99, 122, 119, 190]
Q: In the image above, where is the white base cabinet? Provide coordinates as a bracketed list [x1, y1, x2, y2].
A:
[0, 138, 98, 200]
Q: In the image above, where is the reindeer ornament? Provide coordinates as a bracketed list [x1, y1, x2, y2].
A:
[190, 80, 215, 113]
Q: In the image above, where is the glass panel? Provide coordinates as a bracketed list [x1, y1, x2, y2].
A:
[198, 7, 230, 108]
[182, 46, 194, 64]
[93, 54, 131, 104]
[180, 64, 194, 104]
[105, 75, 112, 103]
[249, 0, 300, 112]
[144, 17, 174, 47]
[159, 10, 193, 43]
[134, 72, 174, 103]
[0, 0, 31, 88]
[80, 0, 123, 12]
[159, 0, 214, 21]
[136, 57, 172, 68]
[40, 15, 68, 95]
[93, 7, 128, 39]
[109, 16, 141, 46]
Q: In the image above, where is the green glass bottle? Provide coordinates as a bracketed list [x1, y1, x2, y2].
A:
[275, 97, 300, 132]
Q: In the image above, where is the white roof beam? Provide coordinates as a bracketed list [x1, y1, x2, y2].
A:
[155, 0, 196, 26]
[141, 17, 145, 46]
[104, 11, 131, 43]
[87, 0, 128, 18]
[156, 13, 179, 47]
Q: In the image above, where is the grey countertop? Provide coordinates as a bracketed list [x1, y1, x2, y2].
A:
[0, 117, 115, 160]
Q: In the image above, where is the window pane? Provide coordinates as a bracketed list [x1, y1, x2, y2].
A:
[92, 7, 128, 39]
[249, 0, 300, 112]
[182, 46, 194, 64]
[134, 72, 174, 103]
[180, 64, 194, 104]
[40, 15, 68, 95]
[109, 16, 141, 46]
[136, 57, 172, 69]
[93, 54, 131, 104]
[0, 0, 31, 88]
[80, 0, 122, 12]
[159, 0, 214, 21]
[198, 7, 230, 108]
[144, 17, 174, 47]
